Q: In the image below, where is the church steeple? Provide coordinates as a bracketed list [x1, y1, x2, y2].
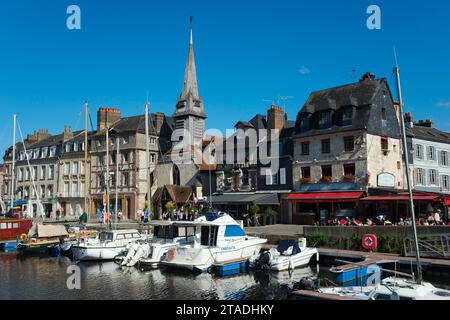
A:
[174, 16, 206, 119]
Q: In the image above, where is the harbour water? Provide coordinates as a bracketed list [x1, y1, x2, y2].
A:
[0, 252, 320, 300]
[2, 252, 449, 300]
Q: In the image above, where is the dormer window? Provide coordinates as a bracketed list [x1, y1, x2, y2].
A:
[298, 114, 310, 133]
[65, 144, 71, 153]
[318, 111, 332, 129]
[342, 107, 353, 126]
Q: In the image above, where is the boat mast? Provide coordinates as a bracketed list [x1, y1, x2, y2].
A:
[394, 65, 423, 284]
[106, 126, 110, 226]
[115, 135, 119, 229]
[10, 114, 16, 214]
[84, 102, 89, 217]
[145, 101, 152, 220]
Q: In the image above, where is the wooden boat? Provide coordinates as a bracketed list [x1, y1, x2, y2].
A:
[0, 218, 33, 249]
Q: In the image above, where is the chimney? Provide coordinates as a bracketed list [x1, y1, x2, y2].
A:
[154, 112, 165, 133]
[36, 129, 50, 142]
[63, 126, 74, 141]
[26, 131, 39, 143]
[359, 72, 376, 82]
[415, 119, 433, 128]
[405, 112, 414, 129]
[97, 107, 121, 131]
[267, 105, 285, 130]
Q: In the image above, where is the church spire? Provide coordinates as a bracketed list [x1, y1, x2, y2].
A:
[179, 15, 199, 101]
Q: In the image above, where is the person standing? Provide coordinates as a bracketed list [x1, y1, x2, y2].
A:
[96, 208, 102, 223]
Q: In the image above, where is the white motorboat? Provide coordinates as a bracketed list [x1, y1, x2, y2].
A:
[137, 221, 197, 268]
[250, 239, 319, 272]
[316, 277, 450, 300]
[160, 212, 267, 272]
[72, 229, 147, 261]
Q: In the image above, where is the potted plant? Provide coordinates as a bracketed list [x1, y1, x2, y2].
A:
[249, 204, 260, 227]
[300, 177, 312, 184]
[265, 208, 278, 225]
[343, 174, 356, 182]
[321, 176, 333, 184]
[165, 201, 176, 220]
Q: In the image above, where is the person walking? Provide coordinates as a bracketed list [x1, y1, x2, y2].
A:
[96, 209, 102, 223]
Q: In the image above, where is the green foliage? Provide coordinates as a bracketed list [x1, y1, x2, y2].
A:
[250, 204, 260, 215]
[307, 233, 329, 247]
[264, 208, 278, 217]
[165, 201, 176, 213]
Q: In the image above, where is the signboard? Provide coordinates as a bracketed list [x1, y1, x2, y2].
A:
[377, 173, 395, 188]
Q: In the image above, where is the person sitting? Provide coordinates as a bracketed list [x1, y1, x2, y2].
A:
[398, 218, 405, 226]
[427, 213, 435, 226]
[384, 218, 393, 226]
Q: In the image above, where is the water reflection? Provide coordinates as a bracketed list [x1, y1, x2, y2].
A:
[0, 252, 317, 300]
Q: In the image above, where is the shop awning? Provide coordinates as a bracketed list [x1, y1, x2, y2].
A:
[287, 191, 364, 203]
[360, 195, 440, 202]
[211, 193, 279, 206]
[444, 197, 450, 206]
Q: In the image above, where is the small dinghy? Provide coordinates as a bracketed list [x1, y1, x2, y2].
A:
[250, 239, 319, 272]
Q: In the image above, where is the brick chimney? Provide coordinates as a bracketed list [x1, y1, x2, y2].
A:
[267, 105, 285, 130]
[63, 126, 73, 141]
[415, 119, 433, 128]
[27, 129, 50, 143]
[97, 107, 121, 131]
[154, 112, 165, 134]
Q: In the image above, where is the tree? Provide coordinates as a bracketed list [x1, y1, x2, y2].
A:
[250, 204, 260, 227]
[265, 208, 278, 225]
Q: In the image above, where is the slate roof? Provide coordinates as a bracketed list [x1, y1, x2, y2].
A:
[407, 125, 450, 144]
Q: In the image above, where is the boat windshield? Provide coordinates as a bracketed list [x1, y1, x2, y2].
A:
[99, 232, 114, 242]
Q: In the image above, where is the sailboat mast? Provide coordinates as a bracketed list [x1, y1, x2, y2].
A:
[84, 102, 89, 216]
[144, 102, 152, 220]
[106, 127, 110, 225]
[115, 136, 119, 229]
[10, 114, 17, 213]
[394, 65, 423, 284]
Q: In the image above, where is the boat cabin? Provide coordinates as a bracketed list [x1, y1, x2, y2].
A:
[98, 230, 142, 242]
[195, 212, 247, 247]
[0, 218, 33, 242]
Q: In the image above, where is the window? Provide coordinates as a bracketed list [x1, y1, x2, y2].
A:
[65, 144, 71, 153]
[41, 147, 48, 158]
[322, 165, 332, 178]
[265, 168, 273, 186]
[318, 111, 332, 129]
[49, 147, 56, 157]
[150, 137, 157, 145]
[123, 152, 129, 164]
[73, 143, 79, 152]
[427, 146, 436, 161]
[33, 166, 38, 180]
[344, 163, 356, 176]
[33, 150, 39, 159]
[40, 166, 46, 180]
[272, 172, 279, 185]
[80, 162, 85, 175]
[381, 137, 389, 151]
[18, 168, 23, 182]
[72, 182, 78, 197]
[301, 167, 311, 179]
[73, 162, 79, 175]
[64, 182, 70, 197]
[415, 168, 425, 185]
[429, 169, 438, 186]
[111, 154, 116, 165]
[49, 165, 55, 179]
[298, 115, 309, 133]
[442, 175, 450, 191]
[280, 168, 286, 185]
[47, 186, 53, 198]
[344, 136, 355, 152]
[322, 139, 331, 154]
[301, 142, 310, 156]
[151, 154, 156, 164]
[123, 172, 129, 187]
[40, 186, 45, 198]
[65, 163, 70, 175]
[342, 108, 353, 126]
[25, 168, 30, 181]
[416, 145, 424, 159]
[440, 151, 449, 166]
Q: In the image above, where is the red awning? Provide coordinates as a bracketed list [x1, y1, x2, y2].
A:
[361, 195, 440, 202]
[445, 197, 450, 206]
[287, 192, 364, 203]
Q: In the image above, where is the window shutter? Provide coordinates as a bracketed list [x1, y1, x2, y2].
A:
[265, 168, 273, 185]
[280, 168, 286, 185]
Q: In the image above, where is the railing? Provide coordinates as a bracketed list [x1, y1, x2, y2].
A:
[403, 234, 450, 258]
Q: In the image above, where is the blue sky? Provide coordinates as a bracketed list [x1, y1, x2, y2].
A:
[1, 0, 450, 156]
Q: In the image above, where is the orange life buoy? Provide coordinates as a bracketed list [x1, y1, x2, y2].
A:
[362, 234, 377, 251]
[20, 234, 28, 242]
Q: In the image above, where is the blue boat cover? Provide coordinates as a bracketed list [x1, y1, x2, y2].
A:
[224, 225, 246, 237]
[205, 212, 221, 221]
[277, 240, 301, 255]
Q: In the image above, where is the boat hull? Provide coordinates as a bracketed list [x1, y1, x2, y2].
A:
[72, 245, 127, 261]
[269, 248, 319, 271]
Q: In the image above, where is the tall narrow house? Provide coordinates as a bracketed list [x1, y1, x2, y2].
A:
[173, 17, 207, 146]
